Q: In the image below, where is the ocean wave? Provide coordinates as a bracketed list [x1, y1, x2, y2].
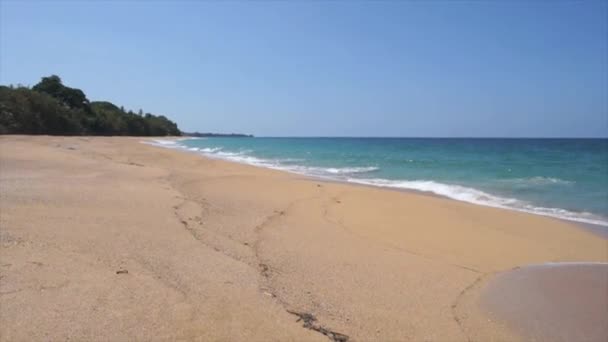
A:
[145, 139, 179, 146]
[143, 138, 198, 148]
[346, 178, 607, 226]
[191, 145, 379, 176]
[280, 165, 378, 177]
[196, 148, 279, 168]
[200, 147, 222, 153]
[279, 158, 306, 163]
[498, 176, 574, 186]
[325, 166, 379, 174]
[215, 150, 249, 157]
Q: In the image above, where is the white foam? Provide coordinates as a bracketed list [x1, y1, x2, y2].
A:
[190, 146, 379, 177]
[142, 138, 200, 149]
[145, 139, 179, 146]
[346, 178, 608, 227]
[200, 147, 222, 153]
[325, 166, 379, 174]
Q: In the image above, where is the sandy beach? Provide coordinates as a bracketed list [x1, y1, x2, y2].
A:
[1, 136, 606, 341]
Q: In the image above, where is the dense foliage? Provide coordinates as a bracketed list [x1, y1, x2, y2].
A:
[0, 75, 180, 136]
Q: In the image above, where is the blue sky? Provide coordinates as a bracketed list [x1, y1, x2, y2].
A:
[1, 1, 606, 137]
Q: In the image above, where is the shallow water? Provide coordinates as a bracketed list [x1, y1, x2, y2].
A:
[151, 137, 608, 227]
[481, 263, 608, 342]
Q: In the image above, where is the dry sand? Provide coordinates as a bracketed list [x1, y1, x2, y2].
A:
[1, 136, 606, 341]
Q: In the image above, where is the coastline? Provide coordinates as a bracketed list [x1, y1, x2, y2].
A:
[1, 136, 606, 341]
[299, 176, 608, 238]
[150, 137, 608, 235]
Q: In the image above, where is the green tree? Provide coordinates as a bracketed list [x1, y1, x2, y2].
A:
[32, 75, 91, 112]
[1, 75, 181, 136]
[0, 86, 82, 134]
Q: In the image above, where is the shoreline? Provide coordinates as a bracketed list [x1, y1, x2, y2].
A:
[146, 137, 608, 235]
[2, 136, 606, 341]
[297, 175, 608, 238]
[481, 262, 608, 342]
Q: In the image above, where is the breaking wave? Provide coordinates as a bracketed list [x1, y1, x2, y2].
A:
[346, 178, 607, 226]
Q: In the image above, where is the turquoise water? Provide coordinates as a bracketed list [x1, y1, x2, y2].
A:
[152, 138, 608, 226]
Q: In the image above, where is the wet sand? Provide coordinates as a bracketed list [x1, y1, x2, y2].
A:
[481, 263, 608, 342]
[578, 222, 608, 239]
[1, 136, 606, 341]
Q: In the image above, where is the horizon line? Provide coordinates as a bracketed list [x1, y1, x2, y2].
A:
[219, 135, 608, 139]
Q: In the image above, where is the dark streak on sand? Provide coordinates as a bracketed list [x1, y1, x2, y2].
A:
[288, 310, 350, 342]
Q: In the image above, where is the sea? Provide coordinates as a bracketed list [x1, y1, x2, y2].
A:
[149, 137, 608, 227]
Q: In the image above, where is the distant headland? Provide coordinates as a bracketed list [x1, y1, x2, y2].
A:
[182, 132, 254, 138]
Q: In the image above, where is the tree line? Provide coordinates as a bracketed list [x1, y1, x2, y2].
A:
[0, 75, 181, 136]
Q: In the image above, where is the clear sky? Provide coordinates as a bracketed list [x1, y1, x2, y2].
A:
[1, 1, 607, 137]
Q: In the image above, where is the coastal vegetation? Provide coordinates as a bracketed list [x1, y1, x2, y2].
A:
[0, 75, 180, 136]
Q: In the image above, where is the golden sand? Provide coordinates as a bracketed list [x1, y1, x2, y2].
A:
[1, 136, 606, 341]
